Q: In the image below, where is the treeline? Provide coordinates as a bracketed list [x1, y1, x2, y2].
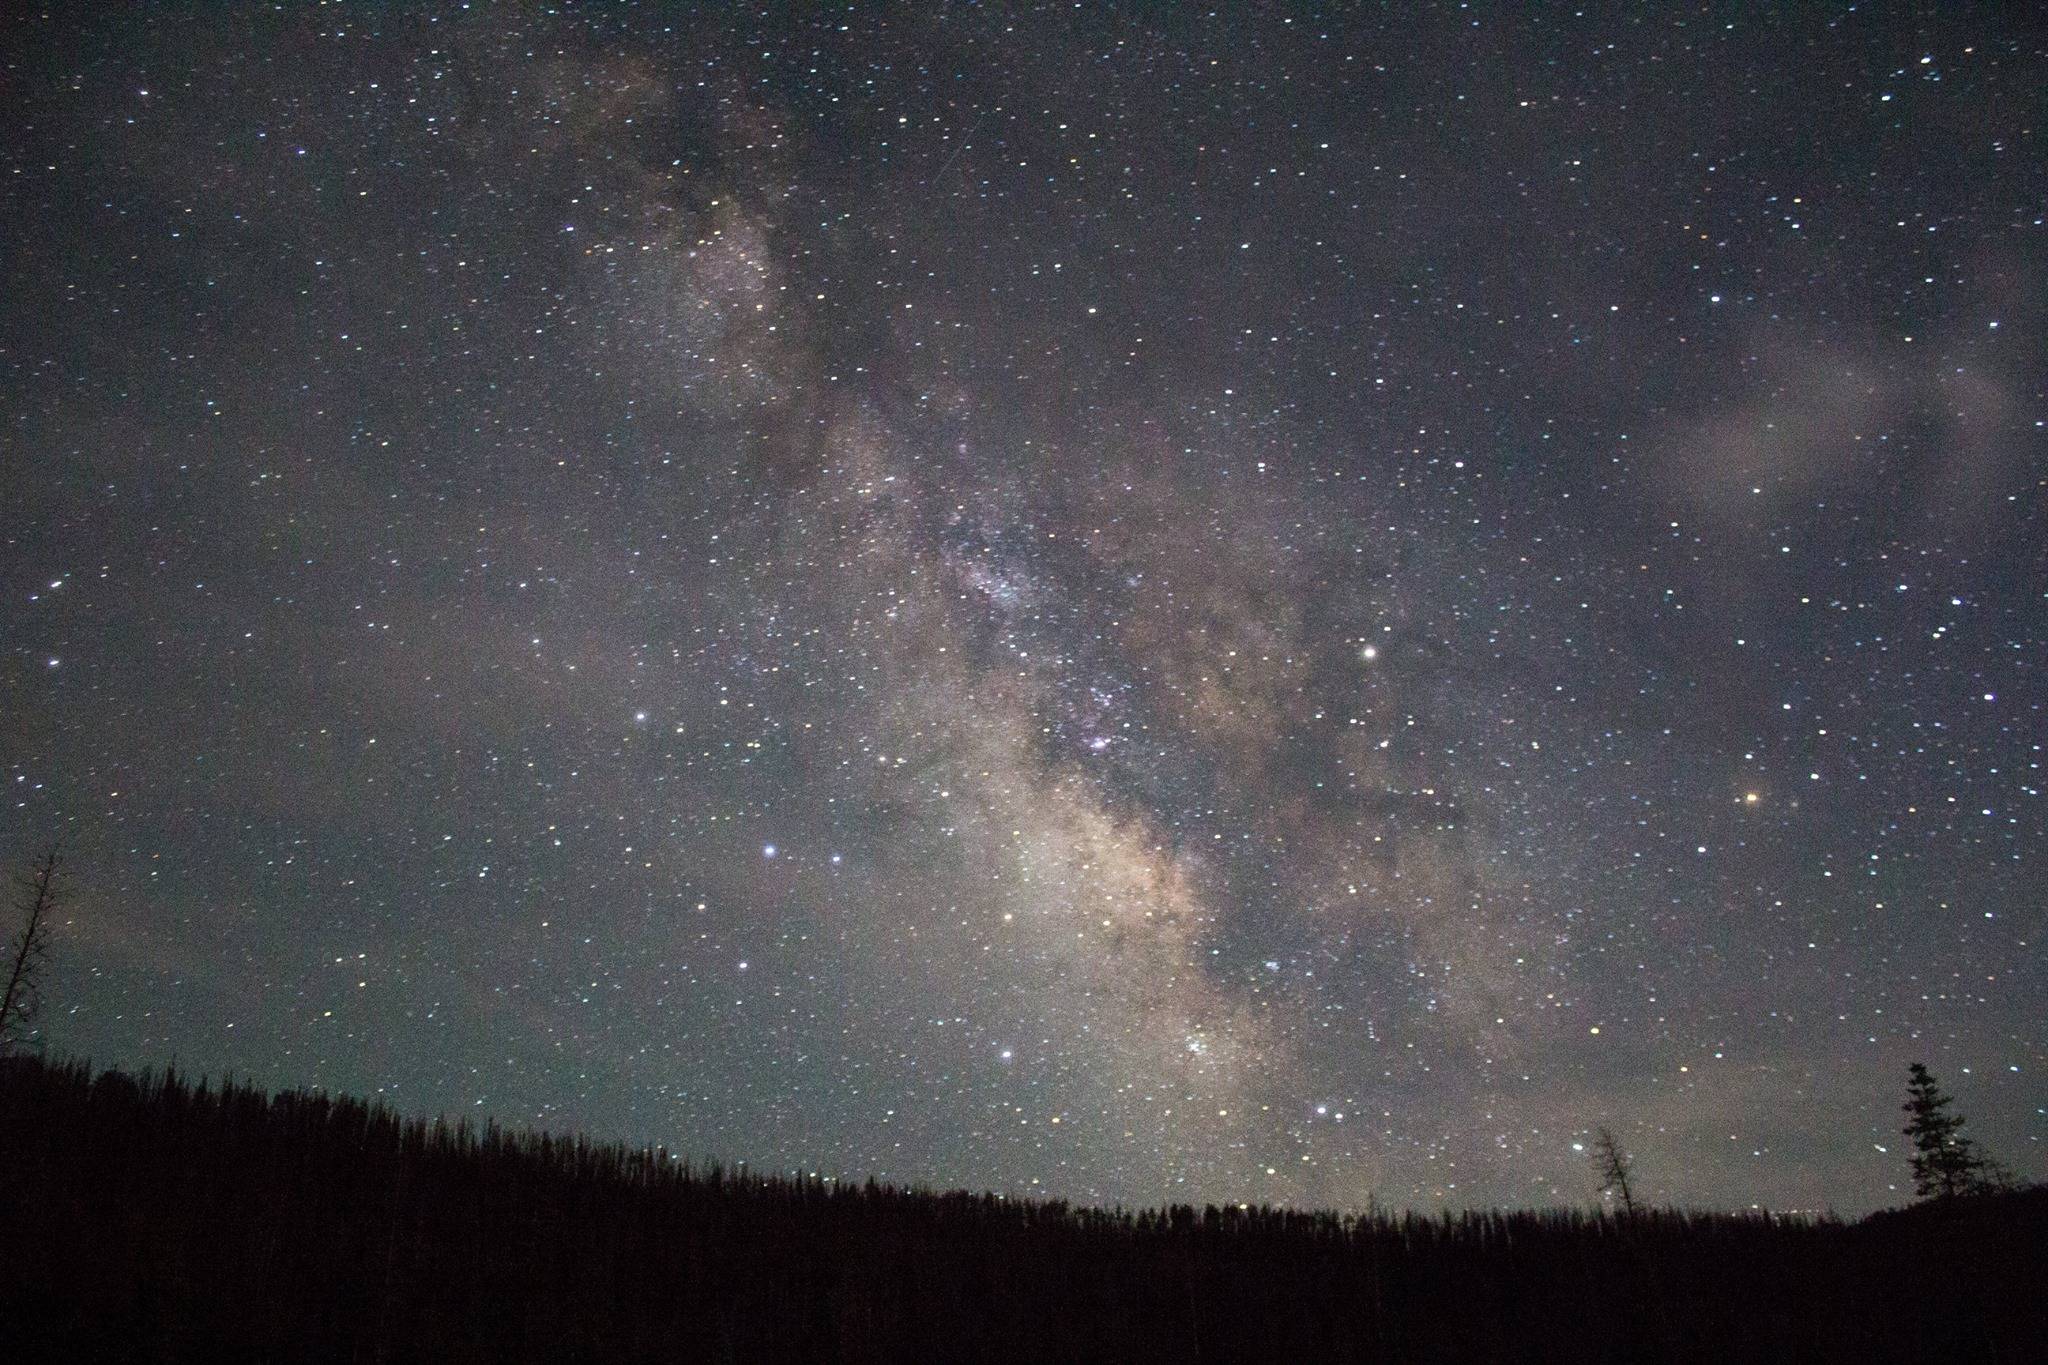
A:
[0, 1056, 2040, 1362]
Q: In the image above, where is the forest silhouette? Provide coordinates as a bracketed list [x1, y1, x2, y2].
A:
[1, 1053, 2040, 1362]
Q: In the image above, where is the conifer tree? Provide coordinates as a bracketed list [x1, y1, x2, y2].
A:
[1901, 1062, 1989, 1200]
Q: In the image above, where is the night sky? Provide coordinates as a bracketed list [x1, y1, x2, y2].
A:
[3, 4, 2042, 1216]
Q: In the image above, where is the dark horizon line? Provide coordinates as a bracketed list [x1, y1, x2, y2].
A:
[2, 1046, 1943, 1226]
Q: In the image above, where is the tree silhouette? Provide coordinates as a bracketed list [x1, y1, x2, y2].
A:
[0, 844, 61, 1052]
[1589, 1127, 1637, 1216]
[1902, 1062, 1993, 1200]
[1, 1051, 2043, 1363]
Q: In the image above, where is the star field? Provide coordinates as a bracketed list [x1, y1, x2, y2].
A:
[2, 3, 2042, 1214]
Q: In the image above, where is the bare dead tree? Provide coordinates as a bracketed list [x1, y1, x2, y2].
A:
[1590, 1127, 1637, 1216]
[0, 844, 62, 1052]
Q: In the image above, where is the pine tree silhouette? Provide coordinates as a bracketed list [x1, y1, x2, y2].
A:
[1902, 1062, 1991, 1200]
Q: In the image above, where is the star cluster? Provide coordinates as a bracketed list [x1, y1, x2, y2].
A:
[2, 4, 2042, 1213]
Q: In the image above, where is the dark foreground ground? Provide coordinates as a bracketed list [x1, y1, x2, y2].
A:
[0, 1056, 2040, 1363]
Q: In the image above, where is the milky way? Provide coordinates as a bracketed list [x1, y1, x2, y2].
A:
[3, 5, 2043, 1214]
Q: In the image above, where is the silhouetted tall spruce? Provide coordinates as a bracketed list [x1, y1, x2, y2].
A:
[0, 1054, 2041, 1363]
[1902, 1062, 2001, 1200]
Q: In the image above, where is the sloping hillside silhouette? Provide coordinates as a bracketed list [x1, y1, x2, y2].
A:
[2, 1055, 2040, 1362]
